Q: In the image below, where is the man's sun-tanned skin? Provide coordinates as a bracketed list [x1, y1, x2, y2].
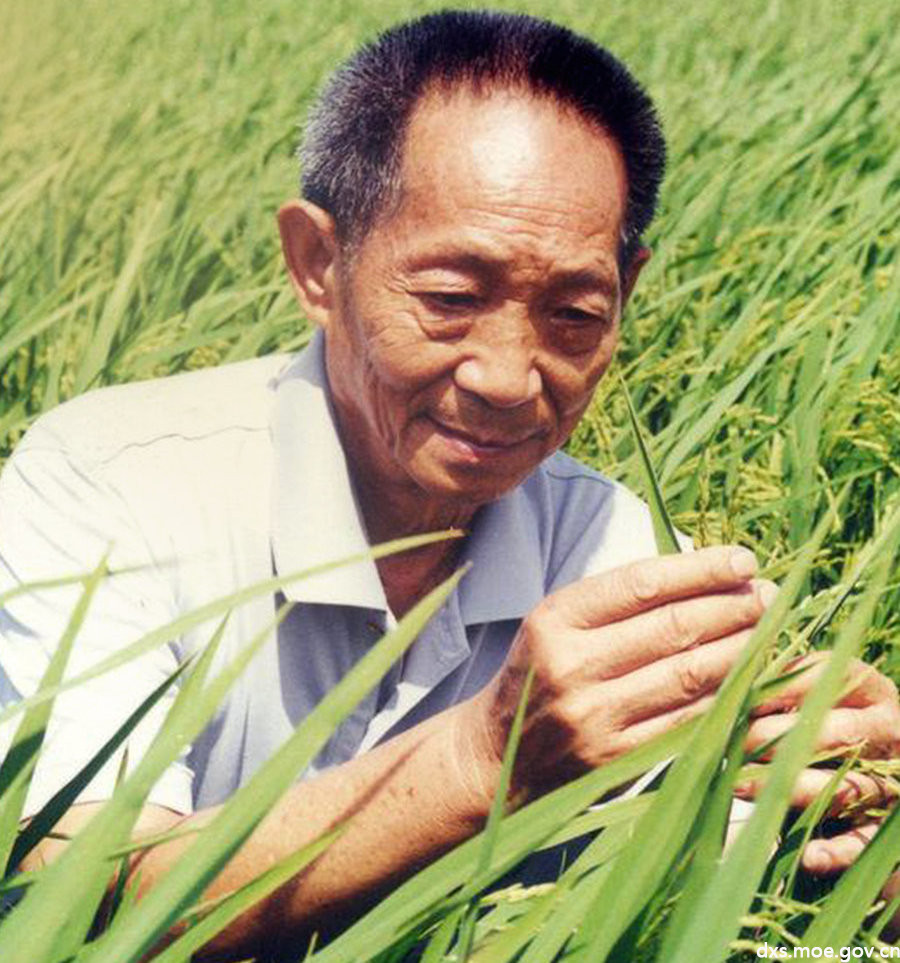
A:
[21, 84, 900, 962]
[282, 86, 645, 617]
[321, 89, 631, 515]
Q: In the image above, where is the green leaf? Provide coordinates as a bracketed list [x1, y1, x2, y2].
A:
[618, 371, 681, 555]
[310, 719, 697, 963]
[0, 531, 460, 731]
[147, 826, 345, 963]
[570, 489, 841, 962]
[475, 820, 636, 963]
[457, 667, 535, 962]
[655, 719, 749, 961]
[0, 605, 250, 963]
[761, 757, 854, 900]
[662, 512, 900, 963]
[10, 657, 190, 870]
[0, 557, 108, 876]
[79, 567, 468, 963]
[419, 906, 466, 963]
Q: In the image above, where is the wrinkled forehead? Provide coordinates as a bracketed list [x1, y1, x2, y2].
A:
[393, 83, 628, 236]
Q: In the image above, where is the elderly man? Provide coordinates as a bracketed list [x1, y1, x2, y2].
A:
[1, 9, 898, 961]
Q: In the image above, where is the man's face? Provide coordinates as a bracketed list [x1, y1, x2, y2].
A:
[324, 85, 634, 513]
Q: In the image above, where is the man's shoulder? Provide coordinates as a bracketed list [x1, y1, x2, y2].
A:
[531, 450, 691, 582]
[535, 449, 643, 515]
[17, 353, 292, 468]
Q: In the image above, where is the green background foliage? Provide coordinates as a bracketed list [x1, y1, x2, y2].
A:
[1, 0, 900, 959]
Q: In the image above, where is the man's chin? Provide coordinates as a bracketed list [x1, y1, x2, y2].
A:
[412, 460, 538, 508]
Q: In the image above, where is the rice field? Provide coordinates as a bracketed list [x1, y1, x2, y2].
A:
[1, 0, 899, 960]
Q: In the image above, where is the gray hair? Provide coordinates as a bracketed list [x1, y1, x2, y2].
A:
[300, 9, 666, 267]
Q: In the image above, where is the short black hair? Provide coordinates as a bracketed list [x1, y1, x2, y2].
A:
[300, 9, 666, 266]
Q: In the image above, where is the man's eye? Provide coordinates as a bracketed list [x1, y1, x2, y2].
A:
[421, 292, 479, 311]
[554, 307, 604, 325]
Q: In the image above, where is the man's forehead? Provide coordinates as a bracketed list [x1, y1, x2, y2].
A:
[381, 84, 628, 273]
[403, 85, 623, 183]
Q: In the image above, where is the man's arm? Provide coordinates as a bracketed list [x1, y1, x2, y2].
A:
[22, 546, 773, 961]
[20, 703, 491, 961]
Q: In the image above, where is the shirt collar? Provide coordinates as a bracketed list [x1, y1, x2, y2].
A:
[270, 330, 546, 623]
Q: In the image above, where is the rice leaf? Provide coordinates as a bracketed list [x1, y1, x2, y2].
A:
[9, 655, 190, 869]
[570, 491, 841, 961]
[662, 515, 900, 963]
[147, 826, 345, 963]
[618, 371, 680, 555]
[78, 567, 468, 963]
[0, 530, 461, 730]
[761, 757, 854, 900]
[0, 603, 255, 963]
[0, 557, 107, 876]
[457, 667, 535, 962]
[419, 906, 467, 963]
[309, 719, 697, 963]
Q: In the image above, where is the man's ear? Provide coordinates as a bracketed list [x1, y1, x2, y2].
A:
[277, 199, 340, 330]
[621, 245, 651, 308]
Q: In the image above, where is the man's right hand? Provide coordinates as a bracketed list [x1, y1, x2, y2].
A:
[462, 545, 776, 803]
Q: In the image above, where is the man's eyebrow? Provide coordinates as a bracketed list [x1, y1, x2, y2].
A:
[548, 268, 619, 299]
[400, 250, 502, 278]
[401, 252, 619, 296]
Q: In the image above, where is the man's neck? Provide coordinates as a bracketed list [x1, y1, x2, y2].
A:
[350, 465, 476, 620]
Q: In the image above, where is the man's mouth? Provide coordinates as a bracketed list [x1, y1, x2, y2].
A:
[425, 415, 542, 453]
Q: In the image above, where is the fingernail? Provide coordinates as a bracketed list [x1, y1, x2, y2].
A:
[757, 581, 779, 607]
[730, 548, 758, 579]
[804, 845, 832, 874]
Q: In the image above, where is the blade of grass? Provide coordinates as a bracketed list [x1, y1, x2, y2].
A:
[10, 655, 192, 869]
[92, 747, 133, 934]
[762, 498, 900, 683]
[79, 567, 468, 963]
[0, 602, 252, 963]
[456, 668, 534, 962]
[570, 492, 841, 962]
[618, 371, 681, 555]
[653, 720, 750, 962]
[0, 530, 461, 731]
[309, 719, 698, 963]
[148, 826, 345, 963]
[662, 517, 900, 963]
[419, 906, 466, 963]
[474, 820, 638, 963]
[799, 633, 900, 950]
[72, 199, 165, 395]
[0, 557, 107, 876]
[763, 755, 855, 909]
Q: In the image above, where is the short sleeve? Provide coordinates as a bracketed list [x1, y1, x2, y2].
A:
[0, 422, 194, 818]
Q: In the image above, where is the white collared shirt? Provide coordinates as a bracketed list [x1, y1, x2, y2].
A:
[0, 332, 666, 817]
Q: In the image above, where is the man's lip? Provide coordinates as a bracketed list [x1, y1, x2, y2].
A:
[427, 416, 540, 449]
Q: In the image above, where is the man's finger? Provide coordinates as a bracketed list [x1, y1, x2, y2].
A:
[746, 705, 900, 760]
[610, 629, 753, 725]
[581, 580, 775, 679]
[606, 692, 717, 758]
[802, 821, 880, 876]
[546, 545, 760, 629]
[754, 654, 899, 715]
[734, 765, 899, 815]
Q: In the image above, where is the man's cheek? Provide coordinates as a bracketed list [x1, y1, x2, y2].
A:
[369, 332, 457, 387]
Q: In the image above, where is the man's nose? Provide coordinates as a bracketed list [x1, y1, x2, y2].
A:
[453, 338, 543, 409]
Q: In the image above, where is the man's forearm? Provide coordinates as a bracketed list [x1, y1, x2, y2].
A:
[134, 701, 496, 962]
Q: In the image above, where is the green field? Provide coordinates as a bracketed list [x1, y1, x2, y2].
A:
[1, 0, 900, 960]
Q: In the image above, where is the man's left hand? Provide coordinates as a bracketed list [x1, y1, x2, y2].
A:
[736, 653, 900, 874]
